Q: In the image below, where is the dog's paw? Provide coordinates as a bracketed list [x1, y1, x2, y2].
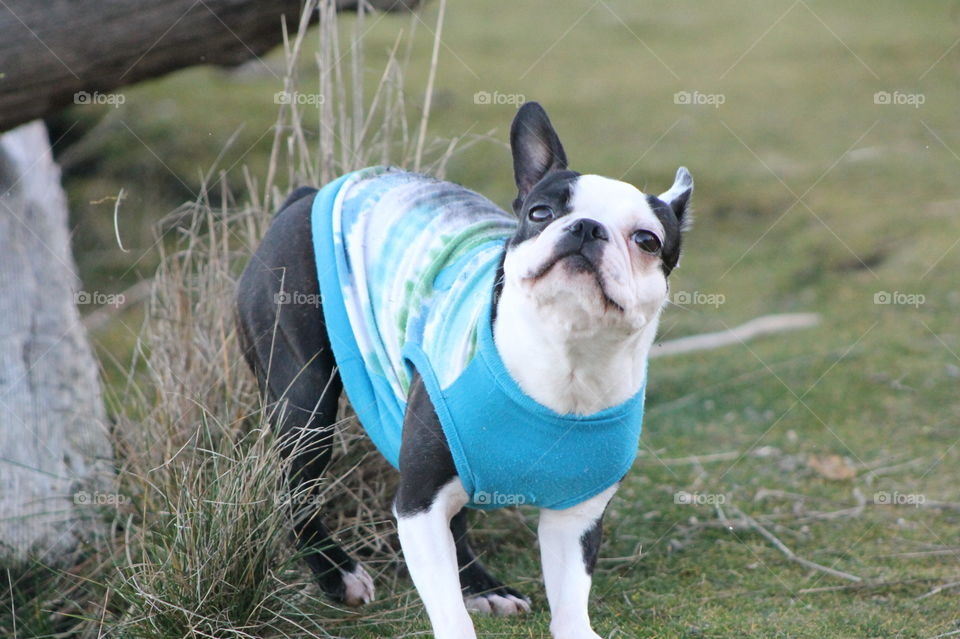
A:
[550, 623, 601, 639]
[340, 563, 375, 606]
[464, 592, 531, 616]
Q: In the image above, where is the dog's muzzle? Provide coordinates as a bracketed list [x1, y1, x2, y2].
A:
[531, 218, 609, 279]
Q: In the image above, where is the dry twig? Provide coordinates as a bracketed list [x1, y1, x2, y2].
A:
[651, 313, 820, 358]
[727, 504, 863, 582]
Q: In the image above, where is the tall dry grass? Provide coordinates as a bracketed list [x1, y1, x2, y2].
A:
[79, 0, 480, 636]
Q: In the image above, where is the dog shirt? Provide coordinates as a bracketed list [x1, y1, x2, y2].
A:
[311, 166, 646, 510]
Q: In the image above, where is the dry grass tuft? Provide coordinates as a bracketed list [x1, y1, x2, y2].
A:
[97, 0, 466, 635]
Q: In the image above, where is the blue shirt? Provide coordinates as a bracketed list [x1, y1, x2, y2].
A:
[311, 167, 645, 510]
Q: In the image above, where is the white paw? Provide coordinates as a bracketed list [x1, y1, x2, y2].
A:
[550, 624, 601, 639]
[464, 592, 531, 616]
[341, 563, 375, 606]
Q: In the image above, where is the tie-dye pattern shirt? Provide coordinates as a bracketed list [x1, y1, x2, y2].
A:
[311, 167, 645, 510]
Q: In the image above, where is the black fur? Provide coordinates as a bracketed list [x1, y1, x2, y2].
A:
[510, 102, 569, 210]
[494, 113, 579, 321]
[507, 169, 580, 246]
[279, 185, 319, 211]
[235, 192, 353, 599]
[451, 509, 527, 600]
[394, 373, 458, 517]
[579, 519, 603, 576]
[236, 191, 512, 604]
[645, 194, 686, 276]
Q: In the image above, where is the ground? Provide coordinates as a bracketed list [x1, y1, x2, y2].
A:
[39, 0, 960, 637]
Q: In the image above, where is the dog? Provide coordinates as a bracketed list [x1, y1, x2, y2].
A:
[236, 101, 692, 639]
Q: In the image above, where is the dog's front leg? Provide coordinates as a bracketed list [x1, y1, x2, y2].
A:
[538, 484, 617, 639]
[395, 373, 475, 638]
[396, 478, 473, 639]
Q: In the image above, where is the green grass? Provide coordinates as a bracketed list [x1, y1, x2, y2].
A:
[14, 0, 960, 637]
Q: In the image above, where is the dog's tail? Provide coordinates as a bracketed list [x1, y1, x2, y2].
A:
[277, 186, 318, 215]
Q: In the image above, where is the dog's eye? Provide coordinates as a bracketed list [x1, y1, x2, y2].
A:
[528, 205, 555, 223]
[632, 230, 662, 254]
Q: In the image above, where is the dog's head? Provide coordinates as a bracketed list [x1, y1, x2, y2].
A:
[496, 102, 693, 336]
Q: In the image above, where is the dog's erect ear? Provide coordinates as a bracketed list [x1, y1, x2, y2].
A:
[510, 102, 568, 209]
[658, 167, 693, 231]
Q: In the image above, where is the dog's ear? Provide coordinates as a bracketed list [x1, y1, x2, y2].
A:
[510, 102, 568, 210]
[658, 167, 693, 231]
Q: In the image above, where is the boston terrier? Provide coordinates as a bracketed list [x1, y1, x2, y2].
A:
[236, 101, 692, 639]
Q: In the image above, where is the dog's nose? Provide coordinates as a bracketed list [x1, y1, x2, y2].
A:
[566, 218, 609, 243]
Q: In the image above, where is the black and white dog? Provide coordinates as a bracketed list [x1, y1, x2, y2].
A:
[236, 102, 692, 639]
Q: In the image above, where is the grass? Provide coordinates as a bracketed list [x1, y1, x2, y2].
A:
[5, 0, 960, 637]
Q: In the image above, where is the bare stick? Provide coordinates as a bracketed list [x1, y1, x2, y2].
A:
[728, 504, 863, 582]
[917, 579, 960, 600]
[796, 577, 925, 595]
[413, 0, 446, 172]
[862, 456, 928, 482]
[652, 313, 820, 359]
[636, 450, 741, 465]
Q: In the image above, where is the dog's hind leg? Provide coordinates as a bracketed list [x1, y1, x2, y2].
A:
[278, 398, 374, 607]
[236, 189, 373, 606]
[451, 508, 531, 616]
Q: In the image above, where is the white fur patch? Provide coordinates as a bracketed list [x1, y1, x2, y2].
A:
[395, 479, 476, 639]
[464, 592, 531, 616]
[341, 563, 375, 606]
[539, 485, 617, 639]
[495, 174, 668, 415]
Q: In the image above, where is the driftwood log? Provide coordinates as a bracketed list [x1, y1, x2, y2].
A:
[0, 0, 418, 133]
[0, 0, 419, 562]
[0, 121, 111, 562]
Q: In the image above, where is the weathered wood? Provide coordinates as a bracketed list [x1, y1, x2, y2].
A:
[651, 313, 821, 359]
[0, 121, 114, 562]
[0, 0, 418, 133]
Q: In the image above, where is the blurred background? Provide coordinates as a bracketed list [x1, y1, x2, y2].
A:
[3, 0, 960, 637]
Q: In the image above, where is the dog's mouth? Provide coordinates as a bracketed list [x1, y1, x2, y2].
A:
[527, 252, 624, 312]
